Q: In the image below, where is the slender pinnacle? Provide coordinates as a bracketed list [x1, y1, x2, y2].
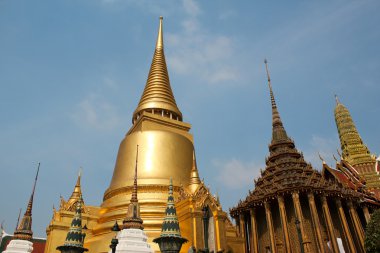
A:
[131, 145, 139, 203]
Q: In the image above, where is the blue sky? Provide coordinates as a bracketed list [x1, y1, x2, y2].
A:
[0, 0, 379, 237]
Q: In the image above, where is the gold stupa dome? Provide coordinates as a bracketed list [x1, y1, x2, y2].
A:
[92, 17, 196, 243]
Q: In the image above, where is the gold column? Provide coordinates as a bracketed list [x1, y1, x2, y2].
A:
[336, 199, 356, 253]
[321, 195, 339, 253]
[348, 200, 365, 252]
[250, 208, 259, 253]
[264, 201, 277, 253]
[362, 205, 370, 224]
[307, 193, 325, 253]
[239, 213, 247, 253]
[277, 196, 291, 253]
[292, 192, 311, 253]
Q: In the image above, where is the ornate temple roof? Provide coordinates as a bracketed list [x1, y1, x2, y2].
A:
[58, 171, 89, 214]
[122, 146, 144, 230]
[57, 195, 88, 252]
[230, 62, 362, 215]
[334, 95, 376, 168]
[13, 163, 40, 241]
[133, 17, 182, 123]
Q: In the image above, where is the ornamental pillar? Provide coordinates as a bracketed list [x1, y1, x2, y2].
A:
[264, 201, 277, 253]
[336, 199, 355, 253]
[292, 192, 311, 253]
[348, 200, 365, 252]
[320, 195, 339, 253]
[307, 193, 325, 253]
[362, 205, 370, 224]
[277, 196, 291, 253]
[250, 208, 259, 253]
[239, 213, 247, 253]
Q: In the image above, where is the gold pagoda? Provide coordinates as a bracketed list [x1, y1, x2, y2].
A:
[230, 60, 376, 253]
[334, 96, 380, 190]
[45, 17, 243, 253]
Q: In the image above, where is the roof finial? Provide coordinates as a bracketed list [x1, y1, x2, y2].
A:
[318, 152, 326, 164]
[15, 208, 22, 232]
[335, 94, 340, 105]
[156, 16, 164, 50]
[264, 59, 277, 109]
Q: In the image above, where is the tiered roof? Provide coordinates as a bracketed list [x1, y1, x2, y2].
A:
[231, 61, 362, 215]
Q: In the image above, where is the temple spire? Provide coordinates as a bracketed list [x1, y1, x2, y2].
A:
[153, 178, 187, 252]
[13, 163, 40, 241]
[334, 97, 375, 168]
[264, 59, 289, 143]
[122, 145, 144, 230]
[133, 16, 182, 123]
[189, 150, 201, 193]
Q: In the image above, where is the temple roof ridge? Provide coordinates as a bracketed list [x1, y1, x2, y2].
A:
[133, 16, 182, 123]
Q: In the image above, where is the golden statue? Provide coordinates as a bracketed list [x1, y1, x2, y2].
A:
[45, 17, 243, 253]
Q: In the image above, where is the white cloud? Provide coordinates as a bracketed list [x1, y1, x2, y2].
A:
[303, 134, 340, 169]
[183, 0, 200, 17]
[165, 0, 240, 85]
[71, 93, 122, 131]
[213, 158, 262, 189]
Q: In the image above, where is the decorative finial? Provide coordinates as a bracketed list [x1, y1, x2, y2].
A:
[156, 16, 164, 50]
[264, 59, 277, 110]
[335, 94, 340, 105]
[131, 145, 139, 203]
[15, 208, 21, 232]
[336, 149, 342, 158]
[318, 152, 326, 164]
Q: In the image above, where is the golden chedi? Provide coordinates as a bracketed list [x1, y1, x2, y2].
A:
[45, 17, 243, 253]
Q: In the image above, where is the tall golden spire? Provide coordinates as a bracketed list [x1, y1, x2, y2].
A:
[13, 163, 40, 241]
[133, 16, 182, 123]
[264, 59, 289, 143]
[123, 145, 144, 230]
[334, 95, 375, 167]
